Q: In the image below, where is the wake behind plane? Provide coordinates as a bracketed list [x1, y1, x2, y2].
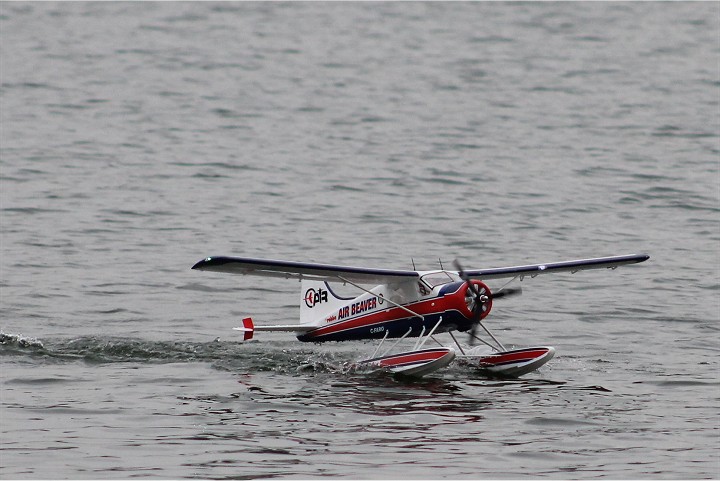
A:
[192, 253, 649, 378]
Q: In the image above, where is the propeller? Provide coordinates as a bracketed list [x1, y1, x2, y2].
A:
[453, 259, 522, 346]
[490, 286, 523, 299]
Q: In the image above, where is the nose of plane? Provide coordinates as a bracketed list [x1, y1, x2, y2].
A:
[462, 280, 493, 320]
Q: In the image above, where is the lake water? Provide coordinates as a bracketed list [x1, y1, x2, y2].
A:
[1, 2, 718, 479]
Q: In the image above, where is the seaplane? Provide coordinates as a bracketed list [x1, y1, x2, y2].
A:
[192, 253, 649, 378]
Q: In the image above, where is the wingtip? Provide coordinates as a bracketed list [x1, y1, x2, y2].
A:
[192, 257, 211, 270]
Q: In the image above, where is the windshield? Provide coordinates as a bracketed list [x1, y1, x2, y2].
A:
[421, 272, 459, 288]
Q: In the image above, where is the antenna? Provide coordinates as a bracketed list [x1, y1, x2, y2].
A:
[439, 258, 444, 270]
[411, 258, 416, 270]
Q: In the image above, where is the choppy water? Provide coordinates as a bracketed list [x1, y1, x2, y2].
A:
[1, 2, 718, 479]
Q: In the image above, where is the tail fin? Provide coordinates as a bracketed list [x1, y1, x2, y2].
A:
[232, 317, 255, 341]
[300, 280, 349, 325]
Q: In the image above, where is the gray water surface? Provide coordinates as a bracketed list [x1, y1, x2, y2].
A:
[1, 2, 718, 479]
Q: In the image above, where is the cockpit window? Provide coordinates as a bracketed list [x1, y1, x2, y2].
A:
[421, 272, 459, 288]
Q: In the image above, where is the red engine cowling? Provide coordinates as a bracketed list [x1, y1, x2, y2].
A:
[462, 280, 492, 321]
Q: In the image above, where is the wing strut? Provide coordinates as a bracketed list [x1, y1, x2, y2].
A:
[379, 327, 413, 358]
[473, 323, 506, 352]
[448, 331, 466, 355]
[414, 317, 443, 351]
[337, 275, 424, 321]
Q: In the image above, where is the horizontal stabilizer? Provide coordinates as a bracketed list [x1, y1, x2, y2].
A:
[232, 317, 317, 341]
[252, 325, 317, 332]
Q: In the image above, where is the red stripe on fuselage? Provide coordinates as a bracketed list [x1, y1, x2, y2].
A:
[305, 286, 467, 339]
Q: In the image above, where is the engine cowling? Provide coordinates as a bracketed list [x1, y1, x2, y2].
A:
[462, 280, 492, 321]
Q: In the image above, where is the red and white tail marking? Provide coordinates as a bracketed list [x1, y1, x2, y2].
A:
[232, 317, 255, 341]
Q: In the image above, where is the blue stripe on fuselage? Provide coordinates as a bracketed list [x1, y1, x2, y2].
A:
[296, 309, 472, 343]
[438, 281, 465, 297]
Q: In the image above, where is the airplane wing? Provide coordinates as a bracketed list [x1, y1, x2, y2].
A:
[459, 253, 649, 280]
[191, 256, 419, 284]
